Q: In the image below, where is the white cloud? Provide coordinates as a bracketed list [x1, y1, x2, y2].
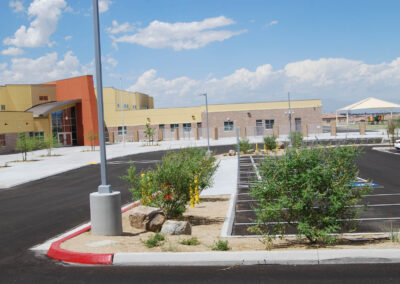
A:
[0, 51, 90, 84]
[106, 57, 118, 68]
[114, 16, 247, 50]
[128, 58, 400, 111]
[264, 20, 278, 29]
[106, 20, 135, 34]
[1, 47, 24, 56]
[3, 0, 67, 48]
[9, 0, 24, 13]
[99, 0, 112, 13]
[64, 35, 72, 41]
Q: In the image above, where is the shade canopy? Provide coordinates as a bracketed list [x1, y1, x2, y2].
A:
[338, 97, 400, 111]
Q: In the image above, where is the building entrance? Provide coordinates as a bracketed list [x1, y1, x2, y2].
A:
[58, 132, 72, 146]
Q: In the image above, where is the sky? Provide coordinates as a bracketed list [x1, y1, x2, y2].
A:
[1, 0, 400, 112]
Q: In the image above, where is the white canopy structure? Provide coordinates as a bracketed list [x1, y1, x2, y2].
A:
[336, 97, 400, 124]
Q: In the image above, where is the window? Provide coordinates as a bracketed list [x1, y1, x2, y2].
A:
[159, 124, 165, 129]
[170, 124, 179, 132]
[118, 126, 127, 135]
[0, 134, 5, 146]
[117, 104, 120, 108]
[183, 123, 191, 132]
[224, 121, 234, 132]
[29, 131, 44, 141]
[265, 119, 275, 129]
[39, 96, 48, 101]
[132, 105, 136, 109]
[1, 105, 5, 111]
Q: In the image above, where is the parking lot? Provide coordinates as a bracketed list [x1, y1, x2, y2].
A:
[232, 147, 400, 236]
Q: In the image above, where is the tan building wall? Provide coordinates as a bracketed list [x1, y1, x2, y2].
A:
[0, 112, 34, 134]
[0, 84, 57, 113]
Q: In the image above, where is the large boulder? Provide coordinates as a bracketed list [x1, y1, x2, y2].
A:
[161, 220, 192, 235]
[129, 206, 166, 232]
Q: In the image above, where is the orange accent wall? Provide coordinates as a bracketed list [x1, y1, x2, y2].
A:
[45, 76, 99, 146]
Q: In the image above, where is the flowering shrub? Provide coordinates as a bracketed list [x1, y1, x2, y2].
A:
[122, 148, 218, 218]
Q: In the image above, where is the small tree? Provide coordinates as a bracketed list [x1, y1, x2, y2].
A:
[263, 136, 277, 150]
[15, 133, 38, 161]
[86, 130, 99, 151]
[144, 123, 156, 145]
[387, 119, 400, 147]
[250, 146, 372, 244]
[43, 134, 59, 156]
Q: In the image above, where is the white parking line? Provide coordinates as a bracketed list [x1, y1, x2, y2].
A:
[235, 217, 400, 226]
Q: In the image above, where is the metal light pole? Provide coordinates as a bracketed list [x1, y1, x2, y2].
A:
[89, 0, 122, 236]
[287, 92, 293, 148]
[200, 93, 211, 154]
[120, 77, 125, 146]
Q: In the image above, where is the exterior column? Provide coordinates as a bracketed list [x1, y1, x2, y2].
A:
[157, 128, 163, 141]
[194, 127, 199, 140]
[273, 124, 279, 137]
[360, 121, 366, 135]
[133, 130, 139, 142]
[240, 126, 246, 139]
[330, 120, 336, 136]
[302, 122, 308, 137]
[212, 127, 218, 140]
[174, 128, 179, 140]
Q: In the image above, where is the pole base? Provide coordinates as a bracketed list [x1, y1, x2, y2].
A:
[90, 191, 122, 236]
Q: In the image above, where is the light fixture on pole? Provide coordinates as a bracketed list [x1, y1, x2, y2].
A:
[199, 93, 211, 154]
[89, 0, 122, 236]
[120, 77, 125, 146]
[286, 92, 294, 148]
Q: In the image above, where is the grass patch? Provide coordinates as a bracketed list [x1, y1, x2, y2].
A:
[211, 239, 230, 251]
[143, 232, 165, 248]
[179, 237, 200, 246]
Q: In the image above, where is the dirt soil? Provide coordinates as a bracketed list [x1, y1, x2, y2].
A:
[61, 195, 400, 254]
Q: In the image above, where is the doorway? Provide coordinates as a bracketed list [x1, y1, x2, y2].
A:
[58, 132, 72, 146]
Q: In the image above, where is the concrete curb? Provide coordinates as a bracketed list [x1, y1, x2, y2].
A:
[46, 199, 143, 265]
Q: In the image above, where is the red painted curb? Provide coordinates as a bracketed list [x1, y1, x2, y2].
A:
[47, 199, 144, 265]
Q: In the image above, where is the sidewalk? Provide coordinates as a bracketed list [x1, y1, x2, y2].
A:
[0, 131, 386, 189]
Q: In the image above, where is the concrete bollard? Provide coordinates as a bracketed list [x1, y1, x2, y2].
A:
[174, 128, 179, 140]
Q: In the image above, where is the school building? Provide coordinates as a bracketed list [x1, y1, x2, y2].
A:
[0, 75, 322, 154]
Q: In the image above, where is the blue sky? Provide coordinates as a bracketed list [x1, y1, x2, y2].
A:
[1, 0, 400, 112]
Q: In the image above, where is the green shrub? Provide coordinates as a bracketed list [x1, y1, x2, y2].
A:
[239, 139, 253, 153]
[122, 148, 218, 218]
[211, 239, 230, 251]
[250, 146, 372, 244]
[143, 233, 165, 248]
[179, 237, 200, 246]
[290, 131, 303, 148]
[263, 136, 277, 150]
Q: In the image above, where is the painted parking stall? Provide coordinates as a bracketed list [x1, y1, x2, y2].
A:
[232, 153, 400, 236]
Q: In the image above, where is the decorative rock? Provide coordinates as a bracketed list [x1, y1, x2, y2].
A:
[228, 150, 236, 156]
[277, 141, 285, 149]
[129, 206, 166, 232]
[160, 220, 192, 235]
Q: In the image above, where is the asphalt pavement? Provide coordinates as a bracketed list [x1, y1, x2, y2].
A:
[1, 145, 400, 283]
